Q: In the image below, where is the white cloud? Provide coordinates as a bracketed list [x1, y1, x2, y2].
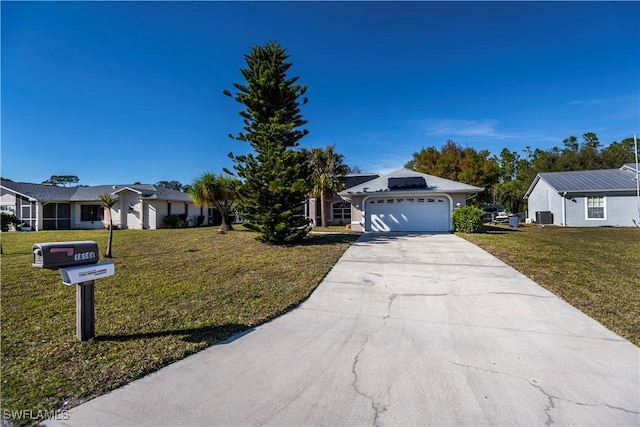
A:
[568, 99, 615, 106]
[419, 118, 526, 141]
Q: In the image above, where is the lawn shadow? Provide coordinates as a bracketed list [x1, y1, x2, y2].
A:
[96, 323, 253, 346]
[300, 233, 361, 246]
[477, 225, 522, 234]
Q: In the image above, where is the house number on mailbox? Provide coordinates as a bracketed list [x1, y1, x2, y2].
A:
[74, 252, 97, 262]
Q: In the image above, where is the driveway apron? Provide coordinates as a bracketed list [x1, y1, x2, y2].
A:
[49, 233, 639, 426]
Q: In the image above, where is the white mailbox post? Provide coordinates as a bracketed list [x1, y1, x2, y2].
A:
[60, 263, 115, 341]
[33, 241, 115, 341]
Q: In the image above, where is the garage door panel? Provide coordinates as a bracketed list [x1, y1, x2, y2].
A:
[365, 197, 450, 232]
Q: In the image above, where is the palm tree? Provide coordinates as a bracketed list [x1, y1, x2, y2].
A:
[99, 193, 117, 258]
[308, 145, 349, 228]
[189, 173, 239, 232]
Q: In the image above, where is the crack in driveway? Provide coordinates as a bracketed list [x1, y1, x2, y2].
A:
[351, 293, 397, 426]
[449, 361, 640, 425]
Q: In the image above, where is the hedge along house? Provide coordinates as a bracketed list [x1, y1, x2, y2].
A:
[0, 180, 206, 231]
[337, 169, 484, 232]
[524, 164, 640, 227]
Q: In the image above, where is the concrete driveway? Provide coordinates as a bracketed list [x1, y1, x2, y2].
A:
[49, 233, 639, 426]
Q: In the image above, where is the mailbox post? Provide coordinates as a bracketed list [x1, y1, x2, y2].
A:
[33, 241, 114, 341]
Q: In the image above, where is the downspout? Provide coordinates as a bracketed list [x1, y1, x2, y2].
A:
[561, 192, 566, 227]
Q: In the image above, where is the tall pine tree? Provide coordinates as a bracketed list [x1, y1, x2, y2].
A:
[224, 41, 312, 244]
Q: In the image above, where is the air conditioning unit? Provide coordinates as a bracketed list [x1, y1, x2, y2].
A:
[536, 211, 553, 225]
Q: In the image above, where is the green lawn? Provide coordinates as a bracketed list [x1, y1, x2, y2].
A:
[460, 225, 640, 346]
[0, 227, 359, 425]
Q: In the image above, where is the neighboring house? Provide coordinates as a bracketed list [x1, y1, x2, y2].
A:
[0, 181, 208, 231]
[337, 169, 484, 232]
[524, 164, 640, 227]
[306, 173, 379, 227]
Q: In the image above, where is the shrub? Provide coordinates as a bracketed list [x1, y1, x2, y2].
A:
[451, 205, 485, 233]
[163, 214, 180, 229]
[1, 212, 19, 232]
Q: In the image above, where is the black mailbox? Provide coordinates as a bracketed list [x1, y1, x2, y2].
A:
[33, 241, 99, 270]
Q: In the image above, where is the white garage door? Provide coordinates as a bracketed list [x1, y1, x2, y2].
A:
[365, 196, 450, 232]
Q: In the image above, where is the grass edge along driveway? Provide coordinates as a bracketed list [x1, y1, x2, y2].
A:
[460, 225, 639, 348]
[1, 227, 359, 426]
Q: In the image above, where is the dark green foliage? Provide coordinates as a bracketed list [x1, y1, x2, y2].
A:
[163, 214, 181, 228]
[41, 175, 79, 187]
[156, 180, 186, 191]
[451, 206, 485, 233]
[405, 140, 499, 204]
[1, 212, 19, 232]
[226, 41, 312, 244]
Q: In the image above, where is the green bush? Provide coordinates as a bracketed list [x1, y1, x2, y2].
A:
[1, 212, 19, 232]
[451, 205, 485, 233]
[163, 214, 180, 229]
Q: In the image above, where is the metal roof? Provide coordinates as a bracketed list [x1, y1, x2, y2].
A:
[1, 181, 193, 203]
[525, 168, 638, 196]
[338, 169, 484, 196]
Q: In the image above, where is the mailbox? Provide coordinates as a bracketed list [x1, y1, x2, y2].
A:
[33, 241, 99, 270]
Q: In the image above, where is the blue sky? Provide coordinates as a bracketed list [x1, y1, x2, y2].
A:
[2, 1, 639, 186]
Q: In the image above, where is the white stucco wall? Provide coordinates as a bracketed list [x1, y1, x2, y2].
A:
[527, 179, 564, 225]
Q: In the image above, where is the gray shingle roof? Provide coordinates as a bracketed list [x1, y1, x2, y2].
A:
[338, 169, 484, 196]
[1, 181, 193, 203]
[531, 169, 638, 194]
[0, 181, 77, 201]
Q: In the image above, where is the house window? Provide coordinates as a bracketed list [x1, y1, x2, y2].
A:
[167, 202, 172, 215]
[332, 202, 351, 221]
[81, 205, 102, 222]
[586, 196, 605, 219]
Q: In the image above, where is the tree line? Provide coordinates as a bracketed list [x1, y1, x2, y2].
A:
[406, 133, 636, 213]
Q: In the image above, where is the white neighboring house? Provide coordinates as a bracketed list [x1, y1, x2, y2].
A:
[524, 164, 640, 227]
[337, 169, 484, 232]
[0, 181, 208, 231]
